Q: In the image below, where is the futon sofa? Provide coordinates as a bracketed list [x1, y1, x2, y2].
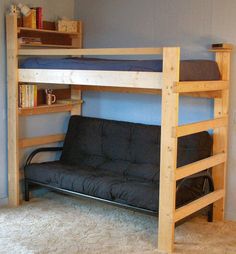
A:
[24, 116, 214, 217]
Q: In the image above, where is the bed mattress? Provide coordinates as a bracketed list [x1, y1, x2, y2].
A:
[20, 58, 221, 81]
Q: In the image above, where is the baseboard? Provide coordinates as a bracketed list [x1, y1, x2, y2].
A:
[225, 211, 236, 222]
[0, 197, 8, 206]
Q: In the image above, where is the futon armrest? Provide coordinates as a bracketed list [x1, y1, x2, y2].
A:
[25, 147, 63, 167]
[176, 172, 214, 194]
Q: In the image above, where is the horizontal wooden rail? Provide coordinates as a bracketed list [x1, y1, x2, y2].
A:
[176, 153, 227, 180]
[173, 81, 228, 93]
[72, 85, 222, 98]
[19, 134, 65, 148]
[173, 116, 228, 138]
[175, 189, 225, 222]
[18, 47, 163, 56]
[19, 69, 163, 89]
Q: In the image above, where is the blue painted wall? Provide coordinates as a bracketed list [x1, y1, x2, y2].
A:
[75, 0, 214, 125]
[83, 92, 213, 125]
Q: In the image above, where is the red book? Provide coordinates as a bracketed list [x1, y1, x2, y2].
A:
[36, 7, 43, 29]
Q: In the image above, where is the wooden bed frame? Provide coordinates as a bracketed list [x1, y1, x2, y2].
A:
[6, 14, 232, 253]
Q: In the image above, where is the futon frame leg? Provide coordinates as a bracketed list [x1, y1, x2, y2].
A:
[208, 204, 213, 222]
[24, 180, 30, 201]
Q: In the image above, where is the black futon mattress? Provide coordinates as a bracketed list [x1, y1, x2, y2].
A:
[25, 116, 213, 211]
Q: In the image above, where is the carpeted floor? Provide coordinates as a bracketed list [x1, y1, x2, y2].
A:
[0, 192, 236, 254]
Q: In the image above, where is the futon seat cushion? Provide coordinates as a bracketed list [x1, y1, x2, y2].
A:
[25, 160, 159, 210]
[25, 116, 213, 212]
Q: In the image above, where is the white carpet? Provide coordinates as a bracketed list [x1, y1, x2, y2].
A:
[0, 192, 235, 254]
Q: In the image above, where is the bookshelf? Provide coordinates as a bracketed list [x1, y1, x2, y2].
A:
[6, 13, 83, 206]
[18, 101, 83, 116]
[17, 26, 81, 36]
[19, 43, 80, 48]
[18, 21, 82, 48]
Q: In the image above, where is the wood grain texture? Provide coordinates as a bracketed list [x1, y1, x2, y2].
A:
[212, 50, 231, 221]
[176, 153, 226, 180]
[18, 69, 163, 89]
[173, 80, 228, 93]
[18, 47, 163, 56]
[19, 134, 65, 148]
[175, 189, 225, 222]
[18, 102, 83, 116]
[70, 86, 82, 115]
[173, 116, 228, 138]
[158, 47, 180, 254]
[6, 14, 20, 207]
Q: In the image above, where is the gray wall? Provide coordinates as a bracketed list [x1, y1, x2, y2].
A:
[0, 0, 75, 204]
[75, 0, 236, 221]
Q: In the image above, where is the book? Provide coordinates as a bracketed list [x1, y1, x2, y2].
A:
[18, 37, 42, 45]
[23, 9, 36, 29]
[19, 84, 38, 108]
[33, 85, 38, 107]
[36, 7, 43, 29]
[212, 43, 233, 49]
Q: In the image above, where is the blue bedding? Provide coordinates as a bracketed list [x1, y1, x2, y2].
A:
[20, 57, 163, 72]
[20, 58, 221, 81]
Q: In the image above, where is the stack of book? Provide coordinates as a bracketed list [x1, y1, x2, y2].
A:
[18, 37, 42, 45]
[19, 84, 37, 108]
[23, 7, 43, 29]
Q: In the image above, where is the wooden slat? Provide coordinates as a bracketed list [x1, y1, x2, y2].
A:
[213, 50, 231, 221]
[6, 14, 20, 206]
[71, 86, 82, 115]
[74, 85, 222, 98]
[19, 134, 65, 148]
[176, 153, 227, 180]
[173, 116, 228, 138]
[175, 189, 225, 222]
[173, 81, 228, 93]
[18, 102, 83, 116]
[158, 47, 180, 254]
[18, 47, 163, 56]
[18, 69, 163, 89]
[209, 49, 232, 53]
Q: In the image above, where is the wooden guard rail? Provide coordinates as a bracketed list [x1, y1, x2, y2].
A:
[18, 47, 163, 56]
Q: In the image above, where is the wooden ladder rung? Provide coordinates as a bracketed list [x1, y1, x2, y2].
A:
[173, 80, 228, 93]
[173, 116, 228, 138]
[176, 153, 227, 180]
[175, 189, 225, 222]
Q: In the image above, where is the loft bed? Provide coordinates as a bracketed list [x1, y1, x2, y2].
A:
[6, 14, 231, 254]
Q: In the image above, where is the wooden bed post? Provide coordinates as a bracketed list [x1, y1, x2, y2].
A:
[158, 47, 180, 253]
[212, 49, 231, 221]
[6, 14, 20, 206]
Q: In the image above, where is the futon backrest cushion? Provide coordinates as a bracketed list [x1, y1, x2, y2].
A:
[60, 116, 212, 171]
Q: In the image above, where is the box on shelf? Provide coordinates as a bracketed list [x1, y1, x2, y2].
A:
[57, 20, 78, 33]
